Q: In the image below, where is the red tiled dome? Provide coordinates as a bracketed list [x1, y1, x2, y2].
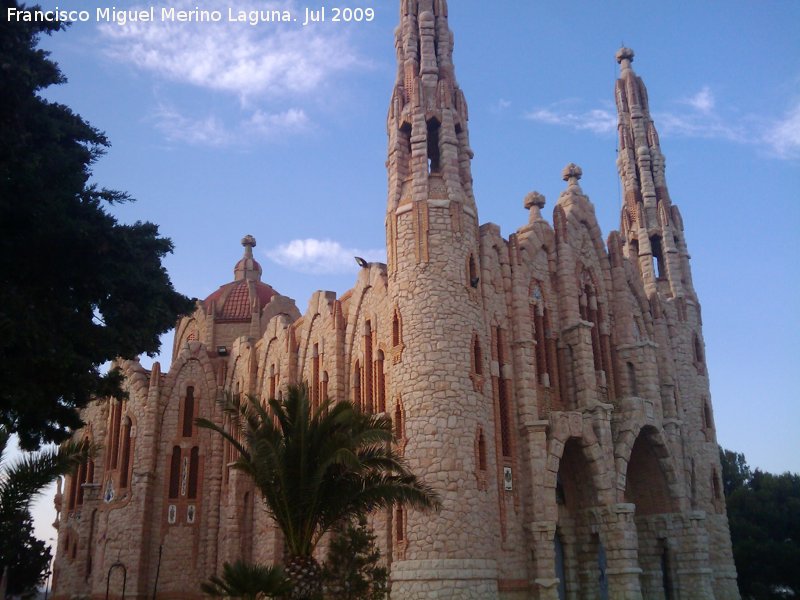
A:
[202, 235, 276, 322]
[203, 280, 276, 322]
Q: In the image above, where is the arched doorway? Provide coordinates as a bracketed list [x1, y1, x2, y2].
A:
[555, 438, 606, 599]
[624, 427, 678, 599]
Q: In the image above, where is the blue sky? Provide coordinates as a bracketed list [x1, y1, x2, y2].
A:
[11, 0, 800, 544]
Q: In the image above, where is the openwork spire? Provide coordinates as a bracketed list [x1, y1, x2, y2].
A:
[615, 47, 671, 238]
[386, 0, 475, 215]
[615, 49, 691, 297]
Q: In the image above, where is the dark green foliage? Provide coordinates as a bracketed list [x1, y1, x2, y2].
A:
[0, 0, 194, 449]
[720, 447, 800, 599]
[200, 560, 290, 599]
[322, 515, 388, 600]
[720, 447, 752, 496]
[197, 385, 440, 599]
[0, 511, 51, 597]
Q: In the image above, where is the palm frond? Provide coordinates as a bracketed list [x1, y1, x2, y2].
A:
[199, 384, 441, 562]
[0, 425, 11, 469]
[0, 435, 96, 521]
[200, 560, 289, 599]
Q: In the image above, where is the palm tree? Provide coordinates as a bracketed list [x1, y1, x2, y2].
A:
[200, 559, 290, 599]
[0, 425, 95, 596]
[197, 385, 440, 600]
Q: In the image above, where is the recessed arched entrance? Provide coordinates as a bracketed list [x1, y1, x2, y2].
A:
[624, 426, 679, 599]
[555, 438, 607, 600]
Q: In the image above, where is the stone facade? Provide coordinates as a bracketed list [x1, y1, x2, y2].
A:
[51, 1, 739, 598]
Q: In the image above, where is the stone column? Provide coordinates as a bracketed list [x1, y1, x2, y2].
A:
[674, 511, 715, 599]
[598, 503, 643, 600]
[528, 521, 560, 600]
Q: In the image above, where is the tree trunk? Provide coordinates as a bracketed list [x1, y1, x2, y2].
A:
[285, 555, 322, 600]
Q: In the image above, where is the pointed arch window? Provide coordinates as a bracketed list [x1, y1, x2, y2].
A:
[711, 468, 722, 501]
[376, 350, 386, 413]
[478, 430, 487, 471]
[580, 276, 602, 372]
[394, 399, 404, 441]
[426, 118, 441, 174]
[395, 507, 405, 541]
[70, 441, 95, 509]
[579, 270, 610, 379]
[468, 254, 478, 288]
[321, 371, 329, 405]
[364, 321, 374, 413]
[168, 446, 181, 499]
[400, 122, 412, 177]
[703, 400, 713, 431]
[119, 417, 132, 489]
[312, 344, 320, 411]
[67, 472, 77, 511]
[392, 310, 401, 347]
[650, 235, 665, 279]
[494, 327, 512, 458]
[223, 413, 233, 486]
[353, 361, 362, 410]
[531, 284, 555, 388]
[75, 461, 86, 506]
[182, 386, 195, 438]
[627, 362, 638, 397]
[108, 400, 122, 470]
[269, 364, 277, 399]
[693, 334, 705, 374]
[472, 335, 483, 376]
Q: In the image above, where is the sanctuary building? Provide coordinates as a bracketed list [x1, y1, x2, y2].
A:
[51, 1, 740, 598]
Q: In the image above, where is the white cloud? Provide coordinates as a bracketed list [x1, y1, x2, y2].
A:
[653, 110, 744, 142]
[524, 106, 616, 134]
[491, 98, 512, 114]
[764, 102, 800, 160]
[653, 85, 745, 141]
[152, 105, 232, 146]
[151, 104, 310, 146]
[525, 89, 737, 141]
[682, 86, 715, 113]
[266, 239, 386, 274]
[98, 0, 363, 101]
[246, 108, 310, 135]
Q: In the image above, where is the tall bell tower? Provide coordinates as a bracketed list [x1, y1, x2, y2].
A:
[385, 1, 501, 597]
[615, 47, 740, 597]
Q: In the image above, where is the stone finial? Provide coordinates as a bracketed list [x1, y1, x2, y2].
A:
[524, 191, 546, 211]
[241, 234, 256, 257]
[524, 191, 546, 224]
[616, 47, 634, 64]
[616, 47, 634, 71]
[562, 163, 583, 185]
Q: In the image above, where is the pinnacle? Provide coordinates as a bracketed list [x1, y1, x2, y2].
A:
[616, 47, 634, 74]
[524, 191, 546, 224]
[524, 191, 546, 211]
[241, 234, 256, 257]
[616, 46, 634, 64]
[562, 163, 583, 185]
